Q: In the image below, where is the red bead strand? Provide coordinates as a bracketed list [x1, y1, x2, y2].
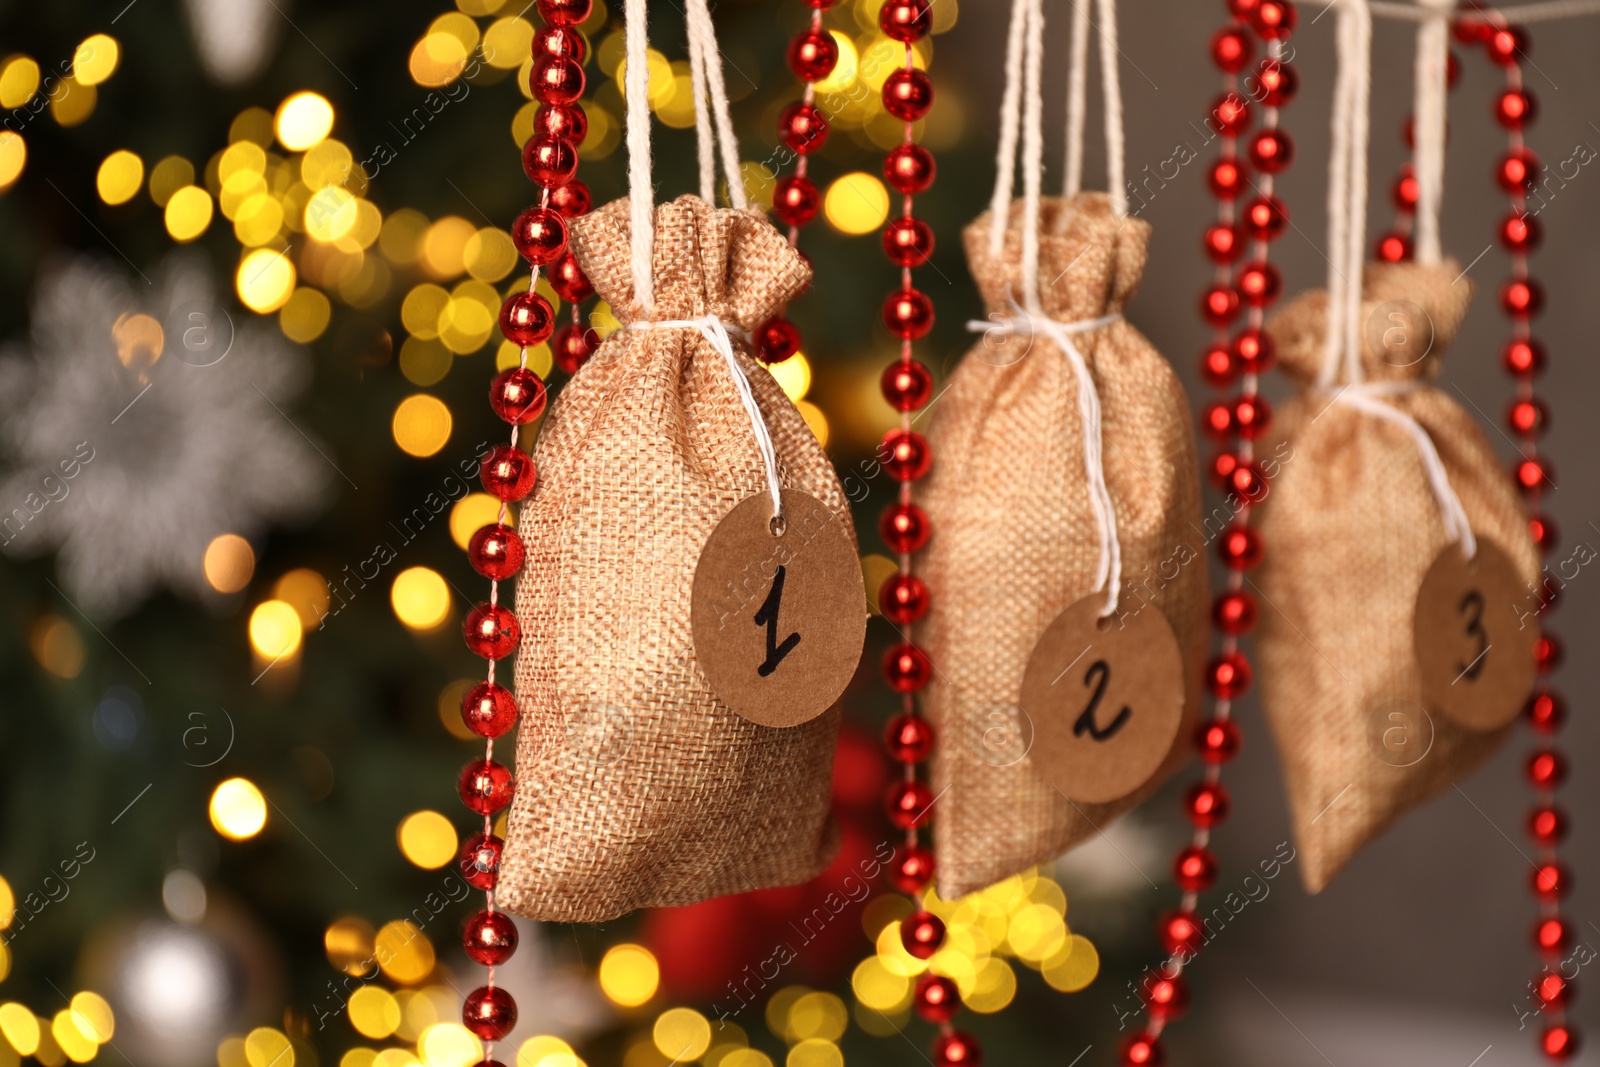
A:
[458, 0, 593, 1053]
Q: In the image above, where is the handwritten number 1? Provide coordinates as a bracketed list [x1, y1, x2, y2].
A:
[1073, 660, 1131, 741]
[754, 565, 801, 677]
[1458, 588, 1488, 681]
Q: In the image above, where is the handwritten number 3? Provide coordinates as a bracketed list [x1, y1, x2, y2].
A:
[1073, 660, 1131, 742]
[754, 565, 801, 678]
[1458, 588, 1488, 681]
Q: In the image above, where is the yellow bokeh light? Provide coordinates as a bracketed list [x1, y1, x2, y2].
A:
[245, 1027, 294, 1067]
[325, 916, 377, 977]
[598, 944, 659, 1008]
[280, 287, 333, 344]
[437, 679, 477, 741]
[615, 49, 674, 109]
[50, 77, 96, 127]
[392, 395, 453, 458]
[420, 1023, 482, 1067]
[824, 172, 890, 235]
[796, 400, 829, 447]
[1042, 933, 1099, 992]
[765, 352, 811, 401]
[850, 958, 909, 1013]
[876, 921, 928, 977]
[340, 1051, 377, 1067]
[301, 139, 353, 189]
[72, 35, 119, 86]
[219, 142, 267, 186]
[374, 920, 436, 985]
[96, 150, 143, 205]
[0, 876, 11, 929]
[149, 156, 194, 207]
[1007, 902, 1067, 961]
[449, 494, 503, 551]
[237, 249, 297, 313]
[0, 131, 23, 193]
[484, 18, 534, 70]
[464, 228, 519, 282]
[219, 1036, 248, 1067]
[0, 1004, 39, 1055]
[0, 941, 8, 984]
[401, 283, 451, 340]
[0, 56, 40, 109]
[390, 566, 450, 629]
[420, 216, 477, 280]
[350, 199, 383, 249]
[51, 1011, 95, 1063]
[652, 1009, 710, 1062]
[274, 568, 331, 629]
[786, 992, 846, 1043]
[164, 185, 214, 242]
[399, 337, 452, 387]
[348, 987, 402, 1040]
[374, 1051, 419, 1067]
[657, 69, 697, 129]
[962, 956, 1017, 1013]
[66, 993, 112, 1046]
[203, 533, 256, 594]
[209, 778, 268, 841]
[410, 33, 469, 88]
[276, 92, 335, 152]
[720, 1053, 773, 1067]
[397, 810, 458, 869]
[431, 12, 481, 52]
[230, 106, 276, 146]
[381, 208, 430, 266]
[518, 1035, 578, 1067]
[305, 186, 358, 242]
[30, 615, 85, 679]
[785, 1040, 841, 1067]
[812, 32, 858, 95]
[249, 599, 304, 659]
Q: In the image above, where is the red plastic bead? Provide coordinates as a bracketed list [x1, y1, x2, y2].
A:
[1529, 513, 1559, 553]
[1211, 26, 1254, 73]
[887, 780, 934, 829]
[1542, 1024, 1580, 1062]
[1250, 0, 1297, 39]
[883, 216, 935, 267]
[462, 683, 517, 739]
[481, 445, 537, 501]
[882, 359, 934, 411]
[1227, 460, 1268, 501]
[889, 843, 935, 892]
[1526, 691, 1565, 733]
[536, 0, 591, 24]
[1209, 451, 1241, 490]
[1515, 456, 1552, 495]
[511, 207, 567, 266]
[883, 69, 934, 121]
[1146, 974, 1190, 1020]
[549, 252, 593, 303]
[1196, 717, 1242, 763]
[1231, 326, 1276, 374]
[885, 143, 936, 194]
[1236, 261, 1282, 307]
[1159, 909, 1204, 957]
[880, 572, 930, 625]
[1533, 861, 1571, 901]
[1201, 284, 1241, 327]
[460, 832, 504, 890]
[469, 523, 526, 581]
[462, 986, 517, 1041]
[547, 179, 592, 218]
[1200, 342, 1237, 386]
[1500, 212, 1541, 253]
[787, 28, 839, 81]
[534, 25, 587, 64]
[1527, 748, 1567, 789]
[1212, 92, 1251, 136]
[500, 291, 554, 348]
[490, 368, 548, 425]
[880, 0, 933, 42]
[1253, 58, 1298, 107]
[552, 322, 598, 374]
[1536, 634, 1563, 672]
[1213, 591, 1258, 635]
[1375, 231, 1413, 263]
[1528, 804, 1569, 846]
[1203, 223, 1243, 264]
[1174, 845, 1219, 892]
[773, 176, 820, 227]
[1486, 24, 1529, 65]
[522, 135, 579, 187]
[748, 316, 799, 365]
[1393, 165, 1420, 210]
[1534, 971, 1571, 1008]
[902, 910, 946, 959]
[1232, 394, 1271, 438]
[933, 1032, 982, 1067]
[1494, 89, 1537, 129]
[779, 102, 829, 154]
[459, 759, 515, 815]
[534, 102, 587, 146]
[464, 603, 520, 660]
[1207, 651, 1253, 698]
[1120, 1032, 1164, 1067]
[883, 288, 934, 340]
[913, 974, 960, 1023]
[881, 428, 931, 480]
[881, 502, 930, 553]
[1503, 337, 1546, 378]
[1184, 782, 1231, 829]
[885, 712, 934, 762]
[1229, 0, 1262, 18]
[1241, 195, 1288, 241]
[1501, 278, 1544, 318]
[1453, 16, 1494, 43]
[1218, 523, 1263, 570]
[1248, 128, 1294, 173]
[1496, 147, 1540, 192]
[1207, 158, 1247, 200]
[884, 642, 933, 693]
[1201, 401, 1234, 440]
[463, 910, 519, 967]
[1535, 916, 1573, 955]
[1507, 397, 1549, 438]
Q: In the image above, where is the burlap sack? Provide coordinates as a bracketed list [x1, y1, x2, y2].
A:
[498, 195, 846, 922]
[921, 193, 1210, 900]
[1256, 260, 1539, 893]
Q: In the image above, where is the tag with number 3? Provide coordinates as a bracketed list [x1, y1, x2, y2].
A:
[691, 489, 868, 728]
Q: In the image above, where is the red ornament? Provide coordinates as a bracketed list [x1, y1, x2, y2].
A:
[1217, 523, 1262, 569]
[1207, 158, 1247, 200]
[1203, 223, 1243, 264]
[890, 844, 935, 892]
[460, 832, 504, 890]
[1248, 128, 1294, 173]
[1200, 401, 1234, 440]
[547, 179, 592, 218]
[489, 368, 548, 425]
[464, 603, 521, 660]
[1496, 147, 1540, 192]
[753, 316, 802, 365]
[883, 216, 935, 267]
[1227, 460, 1268, 501]
[1241, 195, 1288, 240]
[1119, 1032, 1164, 1067]
[481, 445, 537, 502]
[1527, 748, 1567, 789]
[1201, 284, 1241, 327]
[1232, 394, 1271, 438]
[1235, 261, 1282, 307]
[1212, 92, 1251, 136]
[880, 0, 933, 42]
[882, 69, 934, 122]
[468, 523, 526, 581]
[1210, 26, 1254, 73]
[1208, 450, 1241, 491]
[1500, 212, 1541, 253]
[1528, 513, 1558, 553]
[1514, 456, 1551, 495]
[1159, 909, 1204, 957]
[1196, 717, 1242, 763]
[1526, 691, 1566, 733]
[1200, 342, 1237, 386]
[500, 291, 555, 347]
[462, 683, 517, 739]
[534, 25, 587, 63]
[522, 135, 579, 187]
[881, 428, 932, 480]
[1207, 651, 1253, 698]
[882, 359, 934, 411]
[1250, 0, 1297, 40]
[552, 322, 599, 374]
[459, 759, 515, 815]
[1453, 16, 1494, 44]
[1502, 337, 1546, 377]
[885, 712, 934, 762]
[1532, 861, 1571, 901]
[913, 974, 960, 1023]
[773, 176, 820, 227]
[550, 251, 594, 302]
[1507, 397, 1549, 438]
[1542, 1024, 1580, 1062]
[463, 910, 519, 967]
[1253, 58, 1298, 107]
[787, 28, 839, 81]
[1494, 88, 1537, 129]
[1486, 25, 1529, 66]
[884, 642, 933, 693]
[1536, 634, 1563, 672]
[1500, 277, 1544, 318]
[779, 102, 829, 154]
[1231, 326, 1276, 374]
[1528, 804, 1569, 846]
[1213, 590, 1258, 635]
[534, 102, 588, 146]
[884, 143, 936, 194]
[1184, 782, 1230, 829]
[1146, 974, 1190, 1020]
[1535, 916, 1573, 955]
[1173, 845, 1218, 892]
[880, 572, 930, 625]
[1393, 165, 1420, 210]
[881, 502, 930, 553]
[933, 1031, 982, 1067]
[1534, 971, 1571, 1007]
[511, 207, 568, 266]
[536, 0, 591, 24]
[901, 909, 946, 959]
[1375, 232, 1413, 263]
[462, 986, 517, 1041]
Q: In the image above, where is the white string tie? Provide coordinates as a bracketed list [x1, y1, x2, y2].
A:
[966, 307, 1125, 615]
[627, 316, 782, 524]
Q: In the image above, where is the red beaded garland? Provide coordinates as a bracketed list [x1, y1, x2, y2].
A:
[913, 974, 960, 1023]
[537, 0, 590, 24]
[464, 603, 521, 660]
[882, 68, 934, 121]
[885, 143, 936, 193]
[1248, 128, 1294, 172]
[552, 322, 598, 374]
[1196, 717, 1242, 764]
[1184, 782, 1231, 829]
[459, 759, 515, 815]
[462, 986, 518, 1041]
[459, 832, 504, 890]
[883, 217, 936, 267]
[773, 176, 821, 226]
[511, 207, 568, 265]
[880, 0, 933, 41]
[779, 102, 829, 153]
[1146, 974, 1190, 1020]
[880, 572, 930, 624]
[787, 28, 839, 80]
[480, 445, 537, 501]
[530, 54, 585, 106]
[1120, 1032, 1164, 1067]
[881, 428, 932, 480]
[522, 135, 580, 187]
[499, 291, 555, 347]
[1206, 651, 1253, 698]
[1528, 805, 1568, 846]
[882, 359, 934, 411]
[890, 845, 935, 893]
[1212, 590, 1259, 635]
[462, 683, 517, 739]
[932, 1032, 983, 1067]
[547, 179, 592, 218]
[885, 712, 934, 762]
[549, 251, 594, 303]
[534, 102, 588, 145]
[901, 910, 946, 959]
[880, 502, 930, 553]
[468, 524, 526, 581]
[753, 317, 802, 365]
[883, 642, 933, 693]
[1210, 26, 1254, 72]
[1159, 909, 1205, 957]
[489, 368, 548, 425]
[1173, 846, 1219, 892]
[463, 910, 519, 967]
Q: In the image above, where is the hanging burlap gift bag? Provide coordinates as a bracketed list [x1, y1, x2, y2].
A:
[498, 0, 862, 923]
[1256, 1, 1539, 893]
[921, 0, 1208, 900]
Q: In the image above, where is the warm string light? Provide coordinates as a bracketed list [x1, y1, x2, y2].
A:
[1450, 15, 1575, 1062]
[1123, 3, 1299, 1063]
[456, 0, 596, 1059]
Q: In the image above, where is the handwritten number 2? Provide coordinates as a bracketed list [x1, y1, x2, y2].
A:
[754, 565, 801, 677]
[1073, 660, 1131, 741]
[1458, 588, 1488, 681]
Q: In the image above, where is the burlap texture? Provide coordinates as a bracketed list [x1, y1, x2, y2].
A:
[1256, 260, 1539, 893]
[499, 195, 847, 922]
[921, 194, 1210, 899]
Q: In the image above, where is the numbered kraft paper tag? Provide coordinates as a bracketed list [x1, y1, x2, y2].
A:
[1019, 596, 1185, 805]
[1414, 537, 1537, 732]
[691, 489, 868, 728]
